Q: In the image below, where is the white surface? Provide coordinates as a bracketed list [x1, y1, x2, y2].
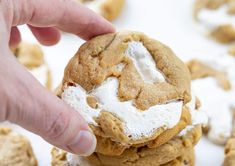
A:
[29, 64, 49, 86]
[62, 77, 183, 140]
[0, 0, 234, 165]
[79, 0, 105, 15]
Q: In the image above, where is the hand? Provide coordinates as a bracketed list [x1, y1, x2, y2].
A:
[0, 0, 114, 155]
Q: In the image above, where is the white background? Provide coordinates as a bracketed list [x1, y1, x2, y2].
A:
[1, 0, 231, 165]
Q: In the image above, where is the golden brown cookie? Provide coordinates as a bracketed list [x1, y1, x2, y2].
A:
[94, 106, 191, 156]
[0, 128, 37, 166]
[13, 42, 52, 89]
[161, 149, 195, 166]
[210, 24, 235, 43]
[87, 125, 201, 166]
[187, 59, 231, 90]
[78, 0, 125, 21]
[224, 138, 235, 166]
[223, 108, 235, 166]
[59, 31, 192, 155]
[194, 0, 235, 43]
[228, 44, 235, 56]
[51, 125, 201, 166]
[51, 148, 69, 166]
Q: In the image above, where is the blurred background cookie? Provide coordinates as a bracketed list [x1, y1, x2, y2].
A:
[194, 0, 235, 44]
[78, 0, 125, 21]
[223, 108, 235, 166]
[0, 128, 37, 166]
[12, 42, 52, 89]
[187, 57, 235, 145]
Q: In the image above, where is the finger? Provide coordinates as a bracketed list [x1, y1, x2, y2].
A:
[9, 26, 21, 48]
[6, 0, 115, 40]
[0, 51, 96, 155]
[28, 25, 61, 46]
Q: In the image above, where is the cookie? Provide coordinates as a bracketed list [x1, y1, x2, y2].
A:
[194, 0, 235, 43]
[51, 125, 200, 166]
[187, 58, 235, 144]
[58, 31, 193, 155]
[224, 138, 235, 166]
[228, 45, 235, 57]
[161, 149, 195, 166]
[78, 0, 125, 21]
[187, 59, 231, 91]
[94, 106, 192, 156]
[0, 127, 37, 166]
[223, 108, 235, 166]
[13, 42, 52, 89]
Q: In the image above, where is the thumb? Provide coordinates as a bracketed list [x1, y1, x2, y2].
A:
[0, 51, 96, 155]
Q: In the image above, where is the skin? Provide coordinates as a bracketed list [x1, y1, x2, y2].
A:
[0, 0, 114, 156]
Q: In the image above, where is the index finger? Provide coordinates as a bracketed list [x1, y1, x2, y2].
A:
[2, 0, 115, 40]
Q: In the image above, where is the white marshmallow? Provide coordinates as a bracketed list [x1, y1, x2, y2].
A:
[178, 93, 208, 137]
[198, 5, 235, 30]
[186, 93, 208, 126]
[192, 76, 234, 144]
[62, 77, 183, 140]
[125, 41, 165, 83]
[192, 55, 235, 144]
[63, 90, 206, 166]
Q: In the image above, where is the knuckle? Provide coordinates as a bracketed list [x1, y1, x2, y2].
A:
[76, 14, 97, 37]
[45, 111, 70, 141]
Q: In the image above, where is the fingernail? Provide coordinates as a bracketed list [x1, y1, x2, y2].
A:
[68, 130, 97, 156]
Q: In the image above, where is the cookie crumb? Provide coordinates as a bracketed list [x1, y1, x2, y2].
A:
[87, 96, 98, 109]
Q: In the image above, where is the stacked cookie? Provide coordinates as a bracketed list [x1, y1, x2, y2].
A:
[77, 0, 125, 21]
[52, 31, 207, 166]
[194, 0, 235, 44]
[0, 128, 37, 166]
[12, 42, 52, 89]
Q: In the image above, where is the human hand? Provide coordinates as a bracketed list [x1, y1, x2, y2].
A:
[0, 0, 114, 155]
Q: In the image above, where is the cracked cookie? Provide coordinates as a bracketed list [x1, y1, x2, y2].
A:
[0, 127, 37, 166]
[58, 31, 193, 155]
[78, 0, 125, 21]
[12, 42, 52, 89]
[52, 31, 207, 166]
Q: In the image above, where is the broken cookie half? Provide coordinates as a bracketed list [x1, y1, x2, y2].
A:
[53, 31, 207, 165]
